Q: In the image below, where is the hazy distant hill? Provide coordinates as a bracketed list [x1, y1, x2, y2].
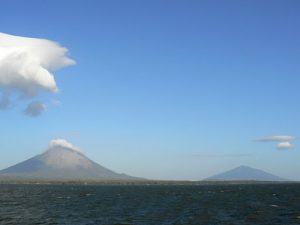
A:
[0, 144, 140, 181]
[205, 165, 286, 181]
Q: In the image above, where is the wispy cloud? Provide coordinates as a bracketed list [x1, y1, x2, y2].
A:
[51, 99, 62, 107]
[187, 153, 253, 158]
[0, 32, 75, 116]
[256, 136, 297, 142]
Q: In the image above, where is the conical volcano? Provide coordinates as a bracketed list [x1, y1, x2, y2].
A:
[0, 139, 139, 181]
[205, 165, 286, 181]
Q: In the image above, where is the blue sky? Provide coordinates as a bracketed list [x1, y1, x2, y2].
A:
[1, 0, 300, 180]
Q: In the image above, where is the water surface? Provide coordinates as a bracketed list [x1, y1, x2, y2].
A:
[1, 183, 300, 224]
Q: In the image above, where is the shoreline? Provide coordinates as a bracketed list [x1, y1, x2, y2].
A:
[0, 178, 299, 186]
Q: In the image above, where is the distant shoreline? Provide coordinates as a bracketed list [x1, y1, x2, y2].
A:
[0, 178, 299, 186]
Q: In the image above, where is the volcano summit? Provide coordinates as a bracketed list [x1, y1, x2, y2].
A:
[0, 139, 138, 181]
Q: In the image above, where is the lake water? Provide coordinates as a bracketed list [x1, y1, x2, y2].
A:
[0, 183, 300, 224]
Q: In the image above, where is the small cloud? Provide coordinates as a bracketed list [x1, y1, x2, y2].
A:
[277, 142, 293, 150]
[0, 93, 11, 110]
[49, 139, 81, 152]
[24, 101, 46, 117]
[51, 99, 61, 107]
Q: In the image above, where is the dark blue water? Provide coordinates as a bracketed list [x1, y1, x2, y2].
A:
[1, 183, 300, 224]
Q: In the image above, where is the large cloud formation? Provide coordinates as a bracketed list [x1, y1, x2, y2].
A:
[0, 32, 75, 115]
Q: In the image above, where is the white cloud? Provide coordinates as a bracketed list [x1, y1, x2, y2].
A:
[49, 139, 81, 152]
[0, 32, 75, 115]
[24, 101, 46, 117]
[277, 142, 293, 150]
[256, 136, 297, 142]
[256, 135, 298, 150]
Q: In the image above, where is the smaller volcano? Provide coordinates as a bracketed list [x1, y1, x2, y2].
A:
[205, 165, 286, 181]
[0, 139, 139, 181]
